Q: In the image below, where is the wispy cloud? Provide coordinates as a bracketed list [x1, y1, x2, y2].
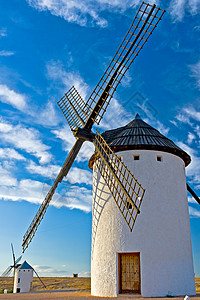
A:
[46, 60, 89, 100]
[0, 50, 15, 56]
[26, 161, 93, 185]
[27, 0, 200, 27]
[52, 184, 92, 212]
[0, 84, 26, 110]
[190, 60, 200, 90]
[178, 142, 200, 187]
[0, 148, 26, 161]
[0, 163, 17, 187]
[187, 132, 196, 145]
[0, 118, 52, 164]
[169, 0, 200, 21]
[52, 125, 94, 162]
[0, 178, 92, 212]
[33, 265, 69, 276]
[189, 206, 200, 218]
[27, 0, 121, 28]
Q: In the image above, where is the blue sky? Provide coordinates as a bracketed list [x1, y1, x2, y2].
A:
[0, 0, 200, 277]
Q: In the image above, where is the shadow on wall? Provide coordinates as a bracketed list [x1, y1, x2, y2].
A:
[91, 163, 112, 258]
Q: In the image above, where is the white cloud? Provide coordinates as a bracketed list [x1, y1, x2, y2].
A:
[0, 178, 92, 212]
[0, 163, 17, 187]
[187, 132, 196, 145]
[27, 0, 200, 27]
[52, 184, 92, 212]
[0, 179, 50, 204]
[37, 100, 60, 126]
[189, 206, 200, 218]
[47, 60, 89, 100]
[169, 0, 200, 21]
[0, 148, 26, 160]
[26, 161, 92, 185]
[175, 106, 200, 127]
[52, 125, 94, 162]
[99, 98, 133, 130]
[0, 118, 52, 164]
[190, 61, 200, 90]
[0, 84, 26, 110]
[0, 50, 15, 56]
[175, 112, 193, 125]
[26, 161, 60, 178]
[178, 142, 200, 185]
[33, 265, 69, 276]
[27, 0, 110, 28]
[67, 167, 92, 185]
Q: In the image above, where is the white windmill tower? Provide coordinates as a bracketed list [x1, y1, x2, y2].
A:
[89, 114, 197, 297]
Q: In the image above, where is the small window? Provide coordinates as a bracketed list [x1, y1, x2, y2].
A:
[127, 201, 132, 210]
[18, 278, 20, 283]
[17, 288, 20, 293]
[157, 156, 162, 162]
[134, 155, 140, 160]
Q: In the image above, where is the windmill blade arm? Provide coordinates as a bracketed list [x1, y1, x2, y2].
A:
[1, 266, 13, 277]
[57, 86, 92, 132]
[93, 131, 145, 231]
[187, 183, 200, 205]
[33, 268, 46, 288]
[22, 138, 84, 253]
[85, 2, 165, 127]
[15, 255, 22, 265]
[11, 243, 15, 267]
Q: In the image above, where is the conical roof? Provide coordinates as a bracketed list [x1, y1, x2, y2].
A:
[89, 114, 190, 168]
[18, 261, 33, 270]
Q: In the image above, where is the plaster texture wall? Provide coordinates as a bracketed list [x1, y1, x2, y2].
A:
[91, 150, 195, 297]
[13, 268, 33, 293]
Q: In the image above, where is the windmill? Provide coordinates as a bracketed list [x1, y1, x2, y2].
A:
[1, 244, 22, 277]
[22, 2, 166, 253]
[20, 1, 200, 297]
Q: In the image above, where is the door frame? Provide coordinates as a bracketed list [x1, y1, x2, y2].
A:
[118, 252, 141, 294]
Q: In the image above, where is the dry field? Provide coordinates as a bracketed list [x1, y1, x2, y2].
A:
[0, 277, 91, 293]
[0, 277, 199, 300]
[196, 278, 200, 293]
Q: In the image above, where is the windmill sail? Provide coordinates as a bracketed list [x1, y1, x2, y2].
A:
[94, 131, 145, 231]
[85, 2, 165, 127]
[22, 138, 84, 252]
[57, 86, 92, 131]
[22, 2, 165, 252]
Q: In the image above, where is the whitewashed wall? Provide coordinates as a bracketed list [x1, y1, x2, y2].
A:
[13, 268, 33, 293]
[91, 150, 195, 297]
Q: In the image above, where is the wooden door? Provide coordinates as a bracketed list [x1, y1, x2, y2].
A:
[119, 253, 140, 293]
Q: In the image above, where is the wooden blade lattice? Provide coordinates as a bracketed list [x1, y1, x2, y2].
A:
[57, 86, 92, 131]
[93, 131, 145, 231]
[85, 2, 165, 126]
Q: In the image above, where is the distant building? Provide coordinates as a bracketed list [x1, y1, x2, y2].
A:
[13, 261, 33, 293]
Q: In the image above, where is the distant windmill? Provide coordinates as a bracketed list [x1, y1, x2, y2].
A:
[1, 244, 22, 277]
[22, 2, 166, 253]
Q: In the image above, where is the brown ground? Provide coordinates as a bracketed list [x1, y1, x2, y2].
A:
[0, 277, 199, 299]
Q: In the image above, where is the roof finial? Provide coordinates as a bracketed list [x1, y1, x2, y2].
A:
[135, 113, 141, 120]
